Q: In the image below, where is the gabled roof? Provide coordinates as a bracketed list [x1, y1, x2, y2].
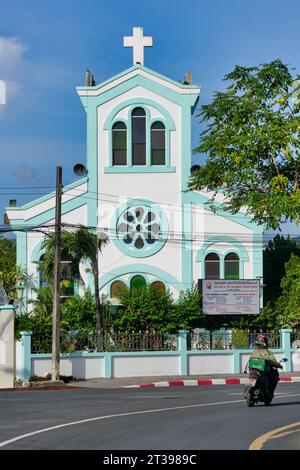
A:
[76, 64, 201, 98]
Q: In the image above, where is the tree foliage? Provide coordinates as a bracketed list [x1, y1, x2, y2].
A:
[115, 283, 204, 333]
[41, 227, 108, 349]
[0, 237, 16, 298]
[189, 60, 300, 229]
[263, 234, 300, 305]
[274, 254, 300, 328]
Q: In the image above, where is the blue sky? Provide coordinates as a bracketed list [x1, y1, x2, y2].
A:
[0, 0, 300, 238]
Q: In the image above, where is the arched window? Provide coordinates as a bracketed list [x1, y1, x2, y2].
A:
[112, 121, 127, 165]
[110, 280, 126, 300]
[151, 121, 165, 165]
[224, 253, 240, 280]
[132, 107, 146, 165]
[151, 281, 166, 295]
[205, 253, 220, 279]
[130, 275, 146, 290]
[39, 254, 49, 287]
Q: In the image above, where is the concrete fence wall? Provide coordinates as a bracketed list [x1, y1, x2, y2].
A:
[0, 305, 15, 389]
[15, 329, 300, 381]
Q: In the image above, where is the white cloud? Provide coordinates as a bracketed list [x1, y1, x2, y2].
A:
[0, 36, 78, 119]
[0, 37, 27, 74]
[0, 37, 27, 118]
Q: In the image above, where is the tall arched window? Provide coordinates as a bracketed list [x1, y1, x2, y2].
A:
[132, 107, 146, 165]
[224, 253, 240, 280]
[112, 121, 127, 165]
[110, 280, 126, 299]
[151, 121, 165, 165]
[151, 281, 166, 295]
[130, 275, 146, 290]
[205, 253, 220, 279]
[39, 254, 49, 287]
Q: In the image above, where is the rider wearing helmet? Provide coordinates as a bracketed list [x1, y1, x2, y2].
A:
[250, 334, 283, 396]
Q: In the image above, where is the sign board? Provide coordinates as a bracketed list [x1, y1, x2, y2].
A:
[200, 279, 260, 315]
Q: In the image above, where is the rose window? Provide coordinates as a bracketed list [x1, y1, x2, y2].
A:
[115, 203, 167, 257]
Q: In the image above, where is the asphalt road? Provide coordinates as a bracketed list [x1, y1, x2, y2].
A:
[0, 383, 300, 450]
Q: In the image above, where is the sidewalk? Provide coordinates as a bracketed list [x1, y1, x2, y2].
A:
[67, 371, 300, 389]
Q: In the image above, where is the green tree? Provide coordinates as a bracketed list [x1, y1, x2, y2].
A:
[275, 254, 300, 328]
[258, 254, 300, 329]
[0, 237, 16, 298]
[189, 60, 300, 230]
[263, 234, 300, 305]
[41, 227, 108, 349]
[115, 283, 203, 333]
[60, 288, 96, 333]
[116, 284, 174, 332]
[167, 285, 204, 331]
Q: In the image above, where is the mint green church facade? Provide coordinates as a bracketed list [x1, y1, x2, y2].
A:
[7, 27, 263, 305]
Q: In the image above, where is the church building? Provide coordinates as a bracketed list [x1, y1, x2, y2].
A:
[7, 27, 263, 305]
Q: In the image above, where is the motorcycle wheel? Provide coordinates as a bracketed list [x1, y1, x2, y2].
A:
[264, 393, 273, 406]
[246, 391, 255, 407]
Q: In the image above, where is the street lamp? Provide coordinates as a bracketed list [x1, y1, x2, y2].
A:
[16, 280, 25, 314]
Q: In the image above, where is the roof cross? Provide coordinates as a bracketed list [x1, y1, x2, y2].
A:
[123, 27, 153, 66]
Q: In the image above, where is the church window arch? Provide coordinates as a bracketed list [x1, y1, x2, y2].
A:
[151, 121, 165, 165]
[151, 280, 166, 294]
[132, 107, 146, 165]
[224, 253, 240, 280]
[112, 121, 127, 165]
[38, 254, 49, 288]
[110, 280, 127, 299]
[105, 98, 176, 172]
[205, 253, 220, 279]
[130, 275, 146, 290]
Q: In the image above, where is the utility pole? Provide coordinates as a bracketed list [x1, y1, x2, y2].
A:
[52, 166, 62, 381]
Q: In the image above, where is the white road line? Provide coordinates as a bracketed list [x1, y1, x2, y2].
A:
[1, 392, 300, 449]
[0, 399, 244, 448]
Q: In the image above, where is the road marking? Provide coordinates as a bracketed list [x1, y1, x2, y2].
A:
[1, 392, 300, 449]
[249, 421, 300, 450]
[0, 398, 245, 448]
[270, 429, 300, 439]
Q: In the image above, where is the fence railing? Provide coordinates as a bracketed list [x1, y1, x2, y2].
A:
[31, 331, 178, 354]
[188, 331, 281, 350]
[31, 330, 284, 354]
[291, 331, 300, 348]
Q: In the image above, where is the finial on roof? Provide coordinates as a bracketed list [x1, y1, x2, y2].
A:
[183, 72, 192, 85]
[85, 70, 96, 87]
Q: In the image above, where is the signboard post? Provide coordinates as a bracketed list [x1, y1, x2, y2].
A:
[200, 279, 260, 315]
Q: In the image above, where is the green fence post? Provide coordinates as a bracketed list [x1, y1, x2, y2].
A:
[280, 329, 292, 372]
[178, 330, 188, 376]
[20, 331, 32, 381]
[103, 352, 112, 378]
[232, 350, 241, 374]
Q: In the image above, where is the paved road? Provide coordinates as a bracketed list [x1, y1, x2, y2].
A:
[0, 383, 300, 450]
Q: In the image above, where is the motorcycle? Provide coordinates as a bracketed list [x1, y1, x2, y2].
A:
[244, 358, 287, 407]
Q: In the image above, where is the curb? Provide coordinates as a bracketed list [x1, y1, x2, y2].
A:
[0, 386, 84, 392]
[124, 376, 300, 388]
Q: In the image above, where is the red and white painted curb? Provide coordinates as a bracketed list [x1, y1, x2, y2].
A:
[124, 376, 300, 388]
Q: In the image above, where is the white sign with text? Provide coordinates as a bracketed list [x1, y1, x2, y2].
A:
[202, 279, 260, 315]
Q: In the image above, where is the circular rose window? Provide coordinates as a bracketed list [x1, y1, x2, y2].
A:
[115, 203, 167, 258]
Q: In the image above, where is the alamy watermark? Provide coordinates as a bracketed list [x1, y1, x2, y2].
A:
[0, 80, 6, 105]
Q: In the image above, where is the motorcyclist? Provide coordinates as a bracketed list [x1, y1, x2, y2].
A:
[249, 334, 283, 397]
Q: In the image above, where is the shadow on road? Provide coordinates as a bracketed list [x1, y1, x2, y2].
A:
[271, 401, 300, 407]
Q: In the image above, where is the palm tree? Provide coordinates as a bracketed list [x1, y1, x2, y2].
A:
[41, 226, 108, 350]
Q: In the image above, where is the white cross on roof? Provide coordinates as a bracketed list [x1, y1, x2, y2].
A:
[123, 27, 153, 66]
